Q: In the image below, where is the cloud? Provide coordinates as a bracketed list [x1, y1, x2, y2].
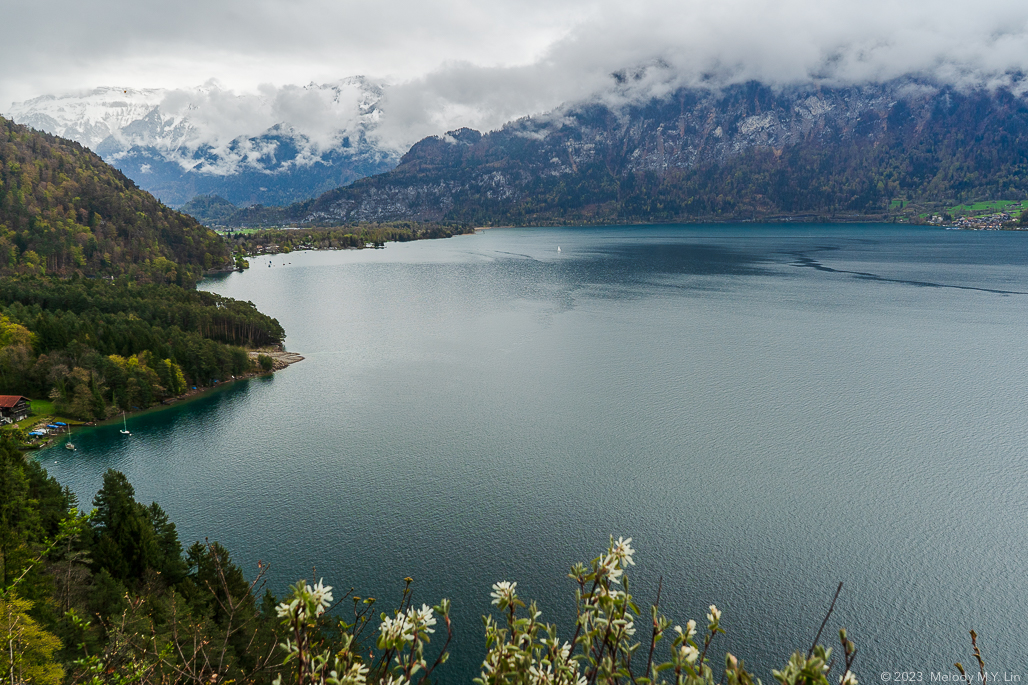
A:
[374, 0, 1028, 144]
[5, 0, 1028, 151]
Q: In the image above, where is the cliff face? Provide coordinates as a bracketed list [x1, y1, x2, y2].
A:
[284, 80, 1028, 224]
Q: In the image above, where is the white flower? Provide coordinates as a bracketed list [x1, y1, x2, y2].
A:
[379, 604, 436, 645]
[529, 663, 554, 685]
[490, 581, 518, 606]
[329, 663, 369, 685]
[681, 644, 699, 664]
[840, 671, 858, 685]
[308, 578, 334, 616]
[597, 557, 625, 584]
[707, 605, 721, 624]
[379, 614, 414, 643]
[685, 619, 697, 639]
[611, 537, 636, 567]
[276, 598, 299, 618]
[410, 604, 436, 633]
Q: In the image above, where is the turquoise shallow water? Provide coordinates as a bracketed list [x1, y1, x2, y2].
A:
[41, 225, 1028, 681]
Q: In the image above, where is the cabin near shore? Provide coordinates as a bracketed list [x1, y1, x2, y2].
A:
[0, 395, 29, 424]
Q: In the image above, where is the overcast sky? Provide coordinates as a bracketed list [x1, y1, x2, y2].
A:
[6, 0, 1028, 143]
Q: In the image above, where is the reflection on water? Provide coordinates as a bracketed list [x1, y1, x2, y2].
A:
[41, 225, 1028, 682]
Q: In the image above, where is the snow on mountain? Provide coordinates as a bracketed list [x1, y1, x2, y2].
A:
[7, 87, 167, 150]
[5, 79, 400, 207]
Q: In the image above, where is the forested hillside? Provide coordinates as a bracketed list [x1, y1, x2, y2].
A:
[0, 118, 287, 419]
[264, 81, 1028, 225]
[0, 116, 229, 283]
[0, 277, 283, 419]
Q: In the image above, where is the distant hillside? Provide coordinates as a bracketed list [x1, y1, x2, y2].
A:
[249, 80, 1028, 225]
[179, 194, 238, 226]
[0, 115, 229, 282]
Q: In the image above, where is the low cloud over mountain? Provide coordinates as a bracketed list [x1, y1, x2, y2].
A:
[8, 79, 397, 207]
[6, 0, 1028, 209]
[6, 0, 1028, 146]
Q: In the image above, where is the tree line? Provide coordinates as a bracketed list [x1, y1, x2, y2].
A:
[0, 277, 284, 419]
[225, 223, 473, 256]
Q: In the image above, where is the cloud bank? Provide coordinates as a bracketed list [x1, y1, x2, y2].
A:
[5, 0, 1028, 150]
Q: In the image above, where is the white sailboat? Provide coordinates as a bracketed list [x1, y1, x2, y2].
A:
[120, 412, 131, 435]
[65, 425, 75, 450]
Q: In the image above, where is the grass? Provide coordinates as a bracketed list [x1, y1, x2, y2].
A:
[215, 228, 265, 235]
[30, 399, 54, 415]
[947, 200, 1025, 215]
[0, 398, 82, 442]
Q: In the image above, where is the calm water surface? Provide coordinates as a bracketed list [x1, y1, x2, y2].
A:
[42, 225, 1028, 680]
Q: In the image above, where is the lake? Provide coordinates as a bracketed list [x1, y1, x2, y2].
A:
[41, 224, 1028, 681]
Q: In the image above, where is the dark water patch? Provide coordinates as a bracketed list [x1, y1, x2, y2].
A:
[787, 251, 1028, 295]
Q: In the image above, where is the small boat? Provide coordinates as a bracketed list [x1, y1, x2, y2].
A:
[557, 246, 561, 252]
[65, 425, 76, 450]
[120, 413, 131, 435]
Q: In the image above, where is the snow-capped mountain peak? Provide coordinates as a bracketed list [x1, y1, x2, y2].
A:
[5, 79, 398, 207]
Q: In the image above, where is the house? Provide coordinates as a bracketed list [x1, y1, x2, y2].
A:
[0, 396, 30, 424]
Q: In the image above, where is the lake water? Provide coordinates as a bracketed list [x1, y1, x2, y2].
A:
[41, 225, 1028, 681]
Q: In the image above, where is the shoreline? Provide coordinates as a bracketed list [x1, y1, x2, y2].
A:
[29, 350, 304, 447]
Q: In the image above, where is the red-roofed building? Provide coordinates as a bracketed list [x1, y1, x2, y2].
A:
[0, 396, 29, 424]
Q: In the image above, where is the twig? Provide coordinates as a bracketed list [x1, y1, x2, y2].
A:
[971, 631, 986, 684]
[644, 576, 663, 683]
[418, 613, 453, 685]
[808, 582, 843, 658]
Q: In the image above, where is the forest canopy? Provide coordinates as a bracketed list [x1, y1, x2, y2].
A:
[0, 116, 229, 284]
[0, 277, 283, 419]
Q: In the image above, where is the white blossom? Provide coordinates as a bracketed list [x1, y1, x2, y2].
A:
[378, 604, 436, 645]
[276, 598, 299, 618]
[597, 555, 625, 584]
[329, 663, 369, 685]
[379, 614, 414, 644]
[529, 663, 554, 685]
[611, 536, 636, 567]
[412, 603, 437, 633]
[707, 605, 721, 624]
[840, 671, 858, 685]
[309, 578, 334, 616]
[490, 581, 518, 606]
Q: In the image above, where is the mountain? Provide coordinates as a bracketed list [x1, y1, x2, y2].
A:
[0, 115, 229, 282]
[243, 80, 1028, 225]
[6, 79, 399, 208]
[179, 194, 239, 226]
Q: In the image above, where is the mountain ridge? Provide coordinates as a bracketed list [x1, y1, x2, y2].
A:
[225, 79, 1028, 226]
